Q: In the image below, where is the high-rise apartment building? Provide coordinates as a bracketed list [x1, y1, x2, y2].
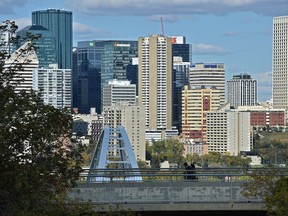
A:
[181, 85, 221, 153]
[32, 9, 72, 69]
[103, 105, 146, 161]
[17, 25, 57, 68]
[4, 41, 39, 92]
[102, 79, 136, 108]
[189, 63, 226, 105]
[138, 34, 173, 130]
[32, 66, 71, 110]
[273, 16, 288, 113]
[206, 110, 251, 156]
[227, 73, 257, 108]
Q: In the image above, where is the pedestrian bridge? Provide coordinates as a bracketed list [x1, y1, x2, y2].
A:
[69, 168, 277, 214]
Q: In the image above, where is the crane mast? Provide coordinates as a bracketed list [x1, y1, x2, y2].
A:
[161, 17, 164, 36]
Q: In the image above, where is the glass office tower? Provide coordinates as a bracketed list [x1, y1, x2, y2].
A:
[101, 41, 138, 88]
[75, 40, 137, 114]
[17, 25, 57, 68]
[76, 41, 104, 114]
[32, 9, 72, 69]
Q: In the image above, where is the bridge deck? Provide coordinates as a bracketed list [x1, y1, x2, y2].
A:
[69, 167, 278, 213]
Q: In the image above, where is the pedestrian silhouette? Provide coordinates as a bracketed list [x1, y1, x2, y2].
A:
[190, 163, 197, 180]
[184, 162, 193, 180]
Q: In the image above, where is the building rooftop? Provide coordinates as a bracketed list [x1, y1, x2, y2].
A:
[19, 25, 49, 31]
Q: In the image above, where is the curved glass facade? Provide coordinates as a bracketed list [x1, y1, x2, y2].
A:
[32, 9, 72, 69]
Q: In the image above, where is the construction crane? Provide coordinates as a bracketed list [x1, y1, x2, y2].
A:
[160, 17, 164, 36]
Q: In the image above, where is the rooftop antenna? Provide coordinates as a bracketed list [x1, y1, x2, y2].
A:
[161, 17, 164, 36]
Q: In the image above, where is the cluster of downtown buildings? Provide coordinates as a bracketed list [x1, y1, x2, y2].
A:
[2, 9, 288, 164]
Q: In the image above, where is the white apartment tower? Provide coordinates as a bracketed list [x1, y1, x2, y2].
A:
[102, 79, 136, 108]
[227, 73, 257, 108]
[189, 63, 226, 105]
[33, 66, 71, 110]
[273, 16, 288, 112]
[4, 41, 39, 92]
[138, 34, 173, 130]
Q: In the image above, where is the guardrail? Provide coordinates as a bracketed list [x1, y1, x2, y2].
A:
[78, 167, 288, 184]
[69, 168, 288, 212]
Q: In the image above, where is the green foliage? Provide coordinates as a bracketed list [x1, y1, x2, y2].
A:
[254, 132, 288, 164]
[224, 155, 251, 167]
[137, 160, 148, 168]
[0, 20, 89, 215]
[270, 177, 288, 216]
[203, 152, 222, 166]
[147, 138, 185, 167]
[150, 154, 161, 169]
[201, 152, 251, 168]
[243, 167, 288, 216]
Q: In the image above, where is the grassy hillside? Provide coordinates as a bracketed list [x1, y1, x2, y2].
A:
[258, 132, 288, 143]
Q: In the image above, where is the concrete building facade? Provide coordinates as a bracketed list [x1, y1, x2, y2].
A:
[181, 85, 222, 154]
[272, 16, 288, 114]
[206, 110, 251, 156]
[237, 106, 286, 127]
[189, 63, 226, 105]
[102, 79, 136, 108]
[4, 41, 39, 92]
[32, 66, 71, 109]
[227, 73, 257, 108]
[138, 34, 173, 130]
[103, 105, 146, 161]
[72, 108, 103, 137]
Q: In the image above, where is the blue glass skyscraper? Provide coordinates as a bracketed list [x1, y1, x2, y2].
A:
[76, 41, 104, 113]
[75, 40, 138, 114]
[100, 41, 138, 88]
[32, 9, 72, 69]
[17, 25, 57, 68]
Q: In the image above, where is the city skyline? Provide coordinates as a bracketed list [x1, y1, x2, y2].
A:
[1, 0, 287, 101]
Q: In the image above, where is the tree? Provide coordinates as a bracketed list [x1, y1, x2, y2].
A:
[243, 167, 288, 216]
[0, 20, 86, 215]
[149, 138, 184, 166]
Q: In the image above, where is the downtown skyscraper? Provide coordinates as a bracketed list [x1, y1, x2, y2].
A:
[138, 34, 173, 130]
[32, 9, 72, 69]
[189, 63, 226, 105]
[17, 25, 57, 69]
[75, 40, 137, 114]
[272, 16, 288, 112]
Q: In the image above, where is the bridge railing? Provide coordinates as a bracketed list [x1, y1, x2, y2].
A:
[78, 167, 288, 184]
[69, 168, 288, 207]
